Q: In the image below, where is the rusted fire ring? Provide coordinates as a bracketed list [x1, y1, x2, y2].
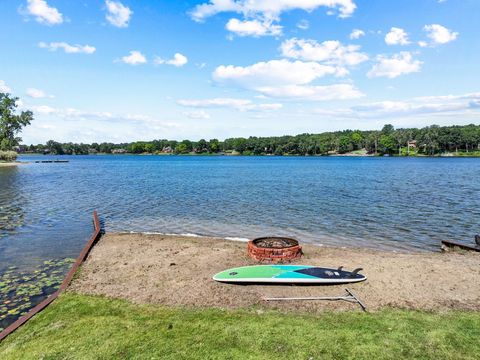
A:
[247, 236, 303, 263]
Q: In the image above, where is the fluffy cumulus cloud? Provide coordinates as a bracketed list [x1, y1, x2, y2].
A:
[226, 18, 282, 37]
[26, 88, 54, 98]
[280, 38, 368, 67]
[190, 1, 356, 37]
[38, 42, 96, 54]
[177, 98, 283, 112]
[385, 27, 410, 45]
[105, 0, 132, 28]
[25, 0, 63, 25]
[367, 52, 422, 79]
[154, 53, 188, 67]
[349, 29, 365, 40]
[0, 80, 11, 93]
[212, 59, 363, 101]
[421, 24, 458, 46]
[213, 59, 343, 88]
[120, 50, 147, 65]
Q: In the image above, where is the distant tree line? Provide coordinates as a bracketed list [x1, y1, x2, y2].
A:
[20, 124, 480, 156]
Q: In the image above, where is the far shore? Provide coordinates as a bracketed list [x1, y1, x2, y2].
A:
[17, 151, 480, 157]
[70, 233, 480, 312]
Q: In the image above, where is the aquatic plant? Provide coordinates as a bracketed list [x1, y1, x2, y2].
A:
[0, 258, 74, 332]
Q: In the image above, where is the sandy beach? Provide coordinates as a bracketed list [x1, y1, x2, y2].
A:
[69, 233, 480, 312]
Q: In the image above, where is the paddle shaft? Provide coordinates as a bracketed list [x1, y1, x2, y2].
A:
[263, 288, 367, 311]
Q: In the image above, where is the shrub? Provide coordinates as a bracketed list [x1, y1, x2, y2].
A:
[0, 150, 18, 162]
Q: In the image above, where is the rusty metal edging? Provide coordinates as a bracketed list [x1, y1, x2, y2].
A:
[0, 211, 102, 342]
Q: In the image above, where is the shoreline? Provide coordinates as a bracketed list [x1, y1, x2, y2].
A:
[122, 231, 441, 254]
[69, 232, 480, 312]
[19, 152, 480, 158]
[0, 162, 23, 167]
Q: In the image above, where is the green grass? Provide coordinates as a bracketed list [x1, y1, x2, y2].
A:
[1, 294, 479, 360]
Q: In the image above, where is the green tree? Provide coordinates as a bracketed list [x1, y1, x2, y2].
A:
[351, 131, 363, 150]
[46, 140, 64, 155]
[208, 139, 220, 153]
[338, 135, 352, 153]
[379, 134, 396, 155]
[0, 93, 34, 150]
[195, 139, 208, 153]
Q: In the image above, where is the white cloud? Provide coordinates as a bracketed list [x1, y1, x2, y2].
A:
[385, 27, 410, 45]
[178, 98, 251, 108]
[280, 38, 368, 67]
[414, 92, 480, 102]
[423, 24, 458, 45]
[315, 92, 480, 120]
[26, 88, 54, 98]
[349, 29, 365, 40]
[154, 53, 188, 67]
[0, 80, 11, 93]
[226, 18, 282, 37]
[38, 42, 96, 54]
[105, 0, 132, 28]
[213, 59, 343, 88]
[177, 97, 283, 111]
[212, 59, 363, 101]
[23, 104, 182, 144]
[25, 0, 63, 25]
[183, 110, 211, 119]
[255, 84, 364, 101]
[189, 1, 356, 38]
[190, 0, 357, 21]
[297, 19, 309, 30]
[29, 105, 181, 128]
[367, 52, 422, 79]
[30, 105, 57, 114]
[120, 50, 147, 65]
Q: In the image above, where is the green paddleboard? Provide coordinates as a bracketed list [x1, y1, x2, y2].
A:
[213, 265, 366, 284]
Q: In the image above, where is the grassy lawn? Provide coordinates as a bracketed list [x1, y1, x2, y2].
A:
[1, 294, 479, 359]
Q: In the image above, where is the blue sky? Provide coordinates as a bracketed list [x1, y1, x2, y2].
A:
[1, 0, 479, 143]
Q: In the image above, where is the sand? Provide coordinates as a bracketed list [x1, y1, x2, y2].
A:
[69, 233, 480, 312]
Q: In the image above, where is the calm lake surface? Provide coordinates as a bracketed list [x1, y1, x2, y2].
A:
[1, 155, 479, 328]
[2, 155, 480, 267]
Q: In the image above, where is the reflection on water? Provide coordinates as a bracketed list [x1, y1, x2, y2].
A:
[0, 167, 26, 236]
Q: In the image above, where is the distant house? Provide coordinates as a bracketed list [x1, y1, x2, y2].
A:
[14, 145, 26, 153]
[112, 149, 127, 154]
[407, 140, 417, 148]
[162, 146, 173, 154]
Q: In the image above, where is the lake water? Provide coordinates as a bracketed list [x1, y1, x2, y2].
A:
[1, 155, 480, 329]
[2, 155, 480, 264]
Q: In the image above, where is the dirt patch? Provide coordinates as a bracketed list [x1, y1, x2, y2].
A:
[69, 233, 480, 312]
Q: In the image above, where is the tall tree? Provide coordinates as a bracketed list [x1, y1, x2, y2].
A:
[0, 93, 34, 150]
